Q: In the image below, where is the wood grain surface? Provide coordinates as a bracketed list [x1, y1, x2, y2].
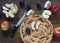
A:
[0, 0, 60, 43]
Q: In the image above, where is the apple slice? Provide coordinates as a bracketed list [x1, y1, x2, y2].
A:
[0, 20, 10, 31]
[53, 27, 60, 38]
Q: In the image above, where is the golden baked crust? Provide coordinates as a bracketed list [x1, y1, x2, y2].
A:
[19, 14, 53, 43]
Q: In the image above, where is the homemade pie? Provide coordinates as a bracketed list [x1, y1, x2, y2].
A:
[18, 14, 53, 43]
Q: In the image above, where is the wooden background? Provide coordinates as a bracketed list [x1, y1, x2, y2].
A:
[0, 0, 60, 43]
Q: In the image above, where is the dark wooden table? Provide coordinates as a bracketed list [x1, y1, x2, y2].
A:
[0, 0, 60, 43]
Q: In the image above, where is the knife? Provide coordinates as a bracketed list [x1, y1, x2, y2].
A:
[9, 12, 26, 37]
[16, 12, 26, 28]
[9, 9, 34, 37]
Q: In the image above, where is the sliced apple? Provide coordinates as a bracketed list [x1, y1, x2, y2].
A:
[31, 21, 36, 30]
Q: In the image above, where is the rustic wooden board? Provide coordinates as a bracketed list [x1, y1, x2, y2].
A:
[0, 0, 60, 43]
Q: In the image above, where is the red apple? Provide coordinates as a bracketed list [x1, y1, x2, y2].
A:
[0, 20, 10, 31]
[53, 27, 60, 38]
[50, 4, 60, 14]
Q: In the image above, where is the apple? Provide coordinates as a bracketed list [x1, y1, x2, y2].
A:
[53, 27, 60, 38]
[0, 20, 10, 31]
[50, 4, 60, 14]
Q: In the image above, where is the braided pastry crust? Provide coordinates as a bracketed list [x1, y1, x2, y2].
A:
[19, 14, 53, 43]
